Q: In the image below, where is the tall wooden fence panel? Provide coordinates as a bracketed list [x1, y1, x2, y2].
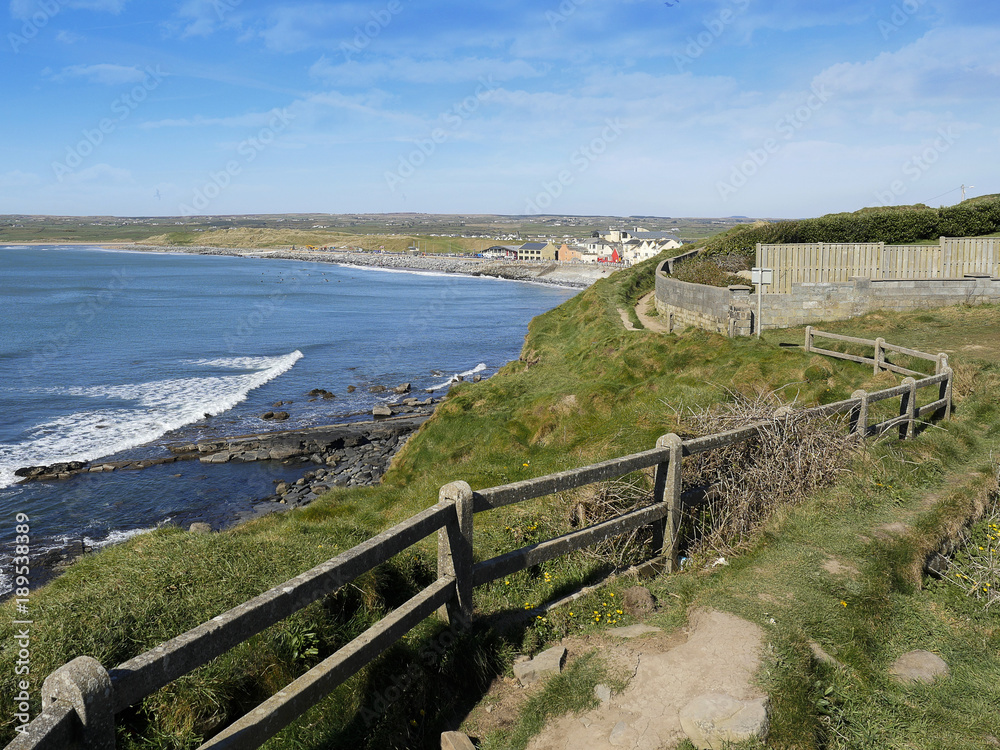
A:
[757, 237, 1000, 293]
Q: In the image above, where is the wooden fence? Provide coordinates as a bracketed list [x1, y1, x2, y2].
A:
[7, 333, 953, 750]
[756, 236, 1000, 294]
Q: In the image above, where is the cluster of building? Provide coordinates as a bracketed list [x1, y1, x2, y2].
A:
[482, 227, 684, 264]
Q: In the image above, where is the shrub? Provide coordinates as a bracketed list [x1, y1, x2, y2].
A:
[703, 195, 1000, 260]
[671, 258, 748, 288]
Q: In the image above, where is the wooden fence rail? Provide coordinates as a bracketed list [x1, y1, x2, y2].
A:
[7, 334, 954, 750]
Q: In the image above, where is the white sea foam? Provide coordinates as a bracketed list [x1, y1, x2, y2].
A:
[331, 263, 461, 281]
[83, 526, 157, 549]
[425, 363, 487, 392]
[0, 526, 158, 596]
[0, 351, 303, 488]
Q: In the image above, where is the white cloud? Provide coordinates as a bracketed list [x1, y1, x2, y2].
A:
[52, 63, 147, 85]
[308, 55, 544, 86]
[814, 27, 1000, 102]
[257, 4, 357, 53]
[9, 0, 126, 20]
[0, 170, 41, 187]
[58, 163, 134, 185]
[140, 107, 295, 129]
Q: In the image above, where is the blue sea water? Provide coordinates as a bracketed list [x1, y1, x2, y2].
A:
[0, 245, 576, 586]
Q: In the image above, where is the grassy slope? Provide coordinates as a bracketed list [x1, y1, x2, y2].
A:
[141, 227, 497, 254]
[2, 252, 998, 748]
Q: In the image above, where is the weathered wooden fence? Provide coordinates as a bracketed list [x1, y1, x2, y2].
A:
[757, 236, 1000, 293]
[7, 333, 953, 750]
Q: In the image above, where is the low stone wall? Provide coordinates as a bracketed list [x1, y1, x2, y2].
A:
[655, 270, 1000, 336]
[654, 272, 752, 336]
[760, 274, 1000, 330]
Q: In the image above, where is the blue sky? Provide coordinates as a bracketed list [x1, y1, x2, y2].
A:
[1, 0, 998, 218]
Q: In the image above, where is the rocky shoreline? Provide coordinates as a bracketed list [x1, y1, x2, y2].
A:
[114, 244, 606, 288]
[12, 401, 440, 591]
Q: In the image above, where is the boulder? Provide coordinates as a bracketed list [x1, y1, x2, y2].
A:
[623, 586, 657, 618]
[373, 404, 392, 417]
[369, 385, 387, 393]
[513, 646, 566, 687]
[889, 650, 949, 684]
[262, 411, 275, 420]
[679, 693, 769, 750]
[188, 522, 212, 534]
[347, 385, 356, 393]
[393, 383, 411, 394]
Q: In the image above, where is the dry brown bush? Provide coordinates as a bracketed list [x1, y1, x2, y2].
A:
[679, 389, 860, 559]
[563, 389, 860, 569]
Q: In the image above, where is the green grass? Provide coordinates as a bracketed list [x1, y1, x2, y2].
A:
[478, 651, 627, 750]
[4, 250, 1000, 748]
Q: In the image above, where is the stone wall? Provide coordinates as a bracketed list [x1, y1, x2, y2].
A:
[655, 269, 1000, 336]
[654, 270, 753, 335]
[759, 274, 1000, 330]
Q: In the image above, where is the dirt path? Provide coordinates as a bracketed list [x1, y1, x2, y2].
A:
[618, 308, 638, 331]
[634, 291, 671, 333]
[525, 609, 766, 750]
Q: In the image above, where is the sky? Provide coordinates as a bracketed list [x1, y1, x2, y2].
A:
[1, 0, 998, 219]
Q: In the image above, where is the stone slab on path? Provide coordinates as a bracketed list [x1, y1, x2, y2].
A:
[889, 650, 950, 684]
[679, 693, 769, 750]
[514, 646, 567, 687]
[526, 609, 767, 750]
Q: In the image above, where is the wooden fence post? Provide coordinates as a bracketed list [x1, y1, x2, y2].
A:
[804, 326, 813, 353]
[941, 367, 953, 421]
[899, 377, 917, 439]
[935, 353, 949, 375]
[874, 337, 885, 374]
[437, 481, 473, 625]
[850, 389, 869, 437]
[41, 656, 114, 749]
[651, 434, 683, 572]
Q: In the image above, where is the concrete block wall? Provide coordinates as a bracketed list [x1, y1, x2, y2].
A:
[656, 271, 1000, 336]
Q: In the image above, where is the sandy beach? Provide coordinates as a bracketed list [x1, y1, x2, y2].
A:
[92, 243, 610, 288]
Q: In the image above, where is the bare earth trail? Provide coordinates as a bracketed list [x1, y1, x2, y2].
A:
[634, 291, 671, 333]
[525, 609, 766, 750]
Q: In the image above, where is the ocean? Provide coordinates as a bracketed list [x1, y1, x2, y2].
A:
[0, 245, 577, 590]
